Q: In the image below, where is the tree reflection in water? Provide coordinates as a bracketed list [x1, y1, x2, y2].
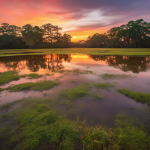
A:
[0, 54, 72, 72]
[0, 54, 150, 73]
[88, 55, 150, 73]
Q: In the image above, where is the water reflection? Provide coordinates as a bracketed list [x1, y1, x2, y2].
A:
[0, 54, 71, 72]
[0, 54, 150, 73]
[89, 55, 150, 73]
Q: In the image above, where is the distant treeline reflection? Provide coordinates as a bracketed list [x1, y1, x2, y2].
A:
[0, 54, 150, 73]
[89, 55, 150, 73]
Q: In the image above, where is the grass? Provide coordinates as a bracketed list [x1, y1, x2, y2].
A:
[94, 82, 114, 90]
[117, 88, 150, 105]
[7, 80, 60, 92]
[100, 73, 135, 79]
[46, 73, 54, 76]
[0, 98, 150, 150]
[26, 73, 42, 79]
[0, 48, 150, 57]
[0, 88, 4, 92]
[60, 83, 91, 101]
[91, 92, 102, 100]
[0, 71, 20, 85]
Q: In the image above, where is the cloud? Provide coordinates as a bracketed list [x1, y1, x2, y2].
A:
[0, 0, 150, 41]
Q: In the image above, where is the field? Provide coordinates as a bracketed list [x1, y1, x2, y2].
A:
[0, 48, 150, 57]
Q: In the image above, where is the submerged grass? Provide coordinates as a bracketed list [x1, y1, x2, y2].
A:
[7, 80, 60, 92]
[0, 98, 150, 150]
[91, 92, 102, 100]
[94, 82, 114, 90]
[60, 83, 91, 101]
[0, 71, 20, 85]
[100, 73, 135, 79]
[118, 88, 150, 105]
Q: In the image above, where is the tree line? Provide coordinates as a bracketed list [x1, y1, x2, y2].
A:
[73, 19, 150, 48]
[0, 23, 72, 49]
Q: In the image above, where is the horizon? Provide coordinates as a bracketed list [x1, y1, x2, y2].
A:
[0, 0, 150, 42]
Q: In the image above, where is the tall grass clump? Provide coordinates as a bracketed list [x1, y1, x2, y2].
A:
[118, 88, 150, 105]
[7, 80, 60, 92]
[0, 71, 20, 85]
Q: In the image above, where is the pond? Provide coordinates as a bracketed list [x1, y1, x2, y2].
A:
[0, 54, 150, 129]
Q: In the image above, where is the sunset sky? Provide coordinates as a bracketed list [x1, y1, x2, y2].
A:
[0, 0, 150, 42]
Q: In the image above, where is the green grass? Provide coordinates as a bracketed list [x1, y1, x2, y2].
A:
[0, 88, 4, 92]
[0, 71, 44, 85]
[0, 48, 150, 57]
[94, 82, 114, 90]
[91, 92, 102, 100]
[0, 98, 150, 150]
[0, 71, 20, 85]
[7, 80, 60, 92]
[117, 88, 150, 105]
[46, 73, 54, 76]
[100, 73, 135, 79]
[26, 73, 43, 79]
[60, 83, 91, 101]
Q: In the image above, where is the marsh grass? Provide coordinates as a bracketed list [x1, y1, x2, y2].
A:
[100, 73, 135, 79]
[0, 71, 20, 85]
[46, 73, 54, 76]
[26, 73, 42, 79]
[7, 80, 60, 92]
[94, 82, 114, 90]
[1, 99, 79, 150]
[91, 92, 102, 100]
[60, 83, 91, 101]
[0, 98, 150, 150]
[0, 88, 4, 92]
[118, 88, 150, 105]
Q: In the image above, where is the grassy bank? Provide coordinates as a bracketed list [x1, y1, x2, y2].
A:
[118, 89, 150, 105]
[0, 98, 150, 150]
[0, 71, 20, 85]
[0, 71, 44, 85]
[7, 80, 60, 92]
[0, 48, 150, 57]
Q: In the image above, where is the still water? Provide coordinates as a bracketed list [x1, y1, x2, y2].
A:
[0, 54, 150, 128]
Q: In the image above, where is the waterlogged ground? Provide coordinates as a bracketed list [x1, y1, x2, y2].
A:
[0, 54, 150, 129]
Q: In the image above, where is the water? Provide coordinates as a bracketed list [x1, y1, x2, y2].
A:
[0, 54, 150, 128]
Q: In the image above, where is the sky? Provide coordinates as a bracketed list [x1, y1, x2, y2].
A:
[0, 0, 150, 42]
